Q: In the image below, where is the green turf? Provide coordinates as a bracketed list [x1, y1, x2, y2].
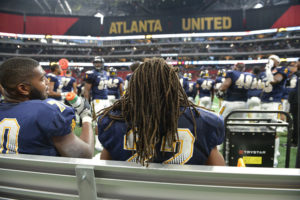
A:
[278, 135, 297, 168]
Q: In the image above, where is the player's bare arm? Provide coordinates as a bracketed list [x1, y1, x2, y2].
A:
[52, 121, 94, 158]
[219, 77, 232, 91]
[48, 81, 61, 97]
[84, 82, 92, 100]
[205, 147, 225, 166]
[72, 82, 78, 94]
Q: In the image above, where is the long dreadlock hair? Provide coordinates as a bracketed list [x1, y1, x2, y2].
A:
[99, 58, 199, 165]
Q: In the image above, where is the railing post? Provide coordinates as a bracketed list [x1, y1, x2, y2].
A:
[75, 165, 97, 200]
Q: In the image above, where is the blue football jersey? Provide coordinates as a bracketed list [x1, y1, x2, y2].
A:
[247, 74, 262, 99]
[126, 73, 132, 81]
[84, 69, 108, 100]
[47, 73, 62, 100]
[215, 76, 225, 85]
[98, 107, 224, 165]
[260, 66, 290, 103]
[186, 81, 197, 98]
[225, 70, 253, 102]
[197, 78, 215, 98]
[61, 76, 76, 93]
[0, 99, 75, 156]
[107, 76, 124, 99]
[179, 75, 189, 93]
[214, 76, 225, 91]
[287, 74, 298, 95]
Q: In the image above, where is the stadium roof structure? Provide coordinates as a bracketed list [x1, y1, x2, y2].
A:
[0, 0, 294, 17]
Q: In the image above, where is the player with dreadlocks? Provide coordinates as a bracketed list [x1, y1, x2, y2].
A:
[98, 58, 225, 166]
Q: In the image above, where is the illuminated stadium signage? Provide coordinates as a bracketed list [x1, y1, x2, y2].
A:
[39, 58, 299, 67]
[182, 17, 232, 31]
[109, 19, 163, 34]
[107, 16, 233, 35]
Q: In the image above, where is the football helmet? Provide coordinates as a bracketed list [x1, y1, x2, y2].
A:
[200, 70, 209, 78]
[109, 67, 117, 76]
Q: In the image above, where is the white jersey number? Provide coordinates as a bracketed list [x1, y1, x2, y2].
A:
[97, 79, 108, 90]
[60, 77, 71, 87]
[235, 74, 253, 89]
[124, 128, 195, 164]
[201, 80, 213, 90]
[0, 118, 20, 154]
[107, 78, 119, 88]
[261, 81, 273, 93]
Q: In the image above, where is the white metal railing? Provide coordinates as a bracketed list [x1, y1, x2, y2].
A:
[0, 153, 300, 200]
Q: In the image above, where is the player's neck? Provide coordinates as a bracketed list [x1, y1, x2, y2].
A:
[3, 97, 28, 103]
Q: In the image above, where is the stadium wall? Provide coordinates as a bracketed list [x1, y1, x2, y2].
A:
[0, 5, 300, 36]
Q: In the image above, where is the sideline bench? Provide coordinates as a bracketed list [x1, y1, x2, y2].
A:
[0, 153, 300, 200]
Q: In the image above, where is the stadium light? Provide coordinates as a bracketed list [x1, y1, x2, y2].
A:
[1, 26, 300, 41]
[254, 3, 263, 9]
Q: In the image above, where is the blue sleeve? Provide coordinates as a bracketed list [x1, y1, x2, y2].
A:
[196, 79, 202, 85]
[119, 77, 124, 84]
[98, 116, 114, 151]
[71, 77, 76, 85]
[198, 109, 225, 153]
[84, 71, 95, 83]
[276, 67, 289, 79]
[225, 70, 233, 79]
[48, 75, 57, 83]
[37, 99, 75, 138]
[98, 115, 127, 158]
[126, 74, 131, 81]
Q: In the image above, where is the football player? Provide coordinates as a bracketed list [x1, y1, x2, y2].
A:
[47, 63, 64, 100]
[196, 70, 215, 109]
[215, 69, 226, 109]
[124, 62, 140, 91]
[218, 63, 252, 119]
[259, 55, 290, 167]
[61, 70, 77, 105]
[98, 58, 225, 166]
[246, 66, 262, 118]
[84, 56, 109, 151]
[107, 67, 124, 104]
[186, 73, 197, 102]
[0, 57, 94, 157]
[178, 72, 188, 96]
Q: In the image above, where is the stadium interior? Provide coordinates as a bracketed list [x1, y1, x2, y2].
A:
[0, 0, 300, 199]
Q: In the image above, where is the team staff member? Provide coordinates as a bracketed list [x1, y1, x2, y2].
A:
[84, 56, 109, 151]
[98, 58, 225, 166]
[0, 57, 94, 158]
